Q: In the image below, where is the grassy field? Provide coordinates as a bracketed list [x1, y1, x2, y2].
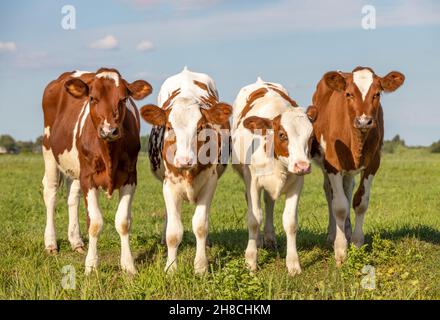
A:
[0, 148, 439, 300]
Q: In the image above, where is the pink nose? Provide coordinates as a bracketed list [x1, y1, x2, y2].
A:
[293, 161, 311, 175]
[175, 156, 194, 168]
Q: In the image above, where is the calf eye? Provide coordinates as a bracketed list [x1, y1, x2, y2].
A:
[345, 92, 353, 98]
[278, 132, 288, 141]
[373, 92, 381, 99]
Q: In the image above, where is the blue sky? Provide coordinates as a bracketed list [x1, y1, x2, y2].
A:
[0, 0, 439, 145]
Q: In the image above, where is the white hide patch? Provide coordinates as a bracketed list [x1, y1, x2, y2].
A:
[57, 101, 88, 179]
[126, 98, 140, 128]
[158, 67, 218, 109]
[96, 71, 120, 87]
[44, 126, 50, 139]
[320, 135, 327, 153]
[353, 69, 373, 101]
[72, 70, 91, 78]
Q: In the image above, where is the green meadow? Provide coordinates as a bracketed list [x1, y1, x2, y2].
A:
[1, 148, 439, 299]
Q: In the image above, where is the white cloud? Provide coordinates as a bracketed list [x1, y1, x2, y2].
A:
[89, 35, 118, 50]
[136, 40, 154, 51]
[0, 42, 17, 53]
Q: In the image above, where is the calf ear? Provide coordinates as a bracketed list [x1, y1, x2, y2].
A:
[306, 105, 318, 123]
[65, 78, 89, 98]
[140, 104, 166, 126]
[127, 80, 153, 100]
[201, 102, 232, 125]
[324, 71, 346, 92]
[243, 116, 273, 134]
[380, 71, 405, 92]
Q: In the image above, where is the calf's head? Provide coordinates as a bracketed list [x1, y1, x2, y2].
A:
[243, 109, 314, 175]
[323, 67, 405, 133]
[140, 98, 232, 169]
[64, 68, 152, 142]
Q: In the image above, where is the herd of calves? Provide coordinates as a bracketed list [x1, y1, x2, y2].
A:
[41, 66, 405, 275]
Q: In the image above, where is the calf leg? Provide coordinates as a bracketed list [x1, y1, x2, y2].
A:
[115, 184, 136, 275]
[161, 211, 167, 245]
[192, 175, 218, 274]
[263, 190, 277, 249]
[163, 181, 183, 273]
[42, 147, 60, 254]
[323, 172, 335, 244]
[66, 178, 85, 253]
[283, 176, 304, 276]
[84, 188, 104, 274]
[342, 175, 355, 242]
[328, 173, 349, 266]
[352, 173, 375, 248]
[244, 169, 263, 271]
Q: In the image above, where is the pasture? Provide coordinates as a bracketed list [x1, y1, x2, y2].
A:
[0, 148, 439, 300]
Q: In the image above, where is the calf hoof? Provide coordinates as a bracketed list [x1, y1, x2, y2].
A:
[85, 266, 96, 275]
[351, 234, 365, 248]
[245, 259, 258, 272]
[263, 237, 277, 250]
[194, 258, 208, 275]
[287, 265, 302, 276]
[121, 264, 137, 276]
[73, 245, 86, 254]
[45, 245, 58, 255]
[335, 252, 347, 267]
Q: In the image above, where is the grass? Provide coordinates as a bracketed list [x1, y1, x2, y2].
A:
[0, 147, 440, 300]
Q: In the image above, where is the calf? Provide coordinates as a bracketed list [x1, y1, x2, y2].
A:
[140, 67, 232, 274]
[231, 78, 314, 275]
[308, 67, 405, 265]
[42, 68, 152, 274]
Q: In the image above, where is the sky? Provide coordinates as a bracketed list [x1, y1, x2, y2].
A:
[0, 0, 439, 146]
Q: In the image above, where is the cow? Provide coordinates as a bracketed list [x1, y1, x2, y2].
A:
[231, 77, 315, 275]
[42, 68, 152, 274]
[308, 66, 405, 265]
[139, 67, 232, 274]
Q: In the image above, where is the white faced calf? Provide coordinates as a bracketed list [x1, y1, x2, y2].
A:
[232, 79, 314, 275]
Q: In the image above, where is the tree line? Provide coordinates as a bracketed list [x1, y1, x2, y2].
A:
[0, 134, 439, 155]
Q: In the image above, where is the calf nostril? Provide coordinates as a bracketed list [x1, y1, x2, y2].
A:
[111, 128, 119, 136]
[367, 119, 373, 126]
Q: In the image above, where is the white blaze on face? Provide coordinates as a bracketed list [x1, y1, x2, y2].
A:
[167, 98, 202, 167]
[96, 71, 120, 87]
[102, 119, 112, 135]
[353, 69, 373, 101]
[280, 110, 313, 172]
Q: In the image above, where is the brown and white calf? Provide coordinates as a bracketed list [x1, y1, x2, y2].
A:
[42, 68, 152, 274]
[308, 66, 405, 265]
[140, 67, 232, 274]
[231, 78, 314, 275]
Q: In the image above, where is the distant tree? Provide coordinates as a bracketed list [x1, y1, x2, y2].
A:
[0, 135, 17, 152]
[391, 134, 406, 146]
[16, 140, 34, 153]
[34, 135, 44, 153]
[430, 140, 440, 153]
[382, 134, 406, 154]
